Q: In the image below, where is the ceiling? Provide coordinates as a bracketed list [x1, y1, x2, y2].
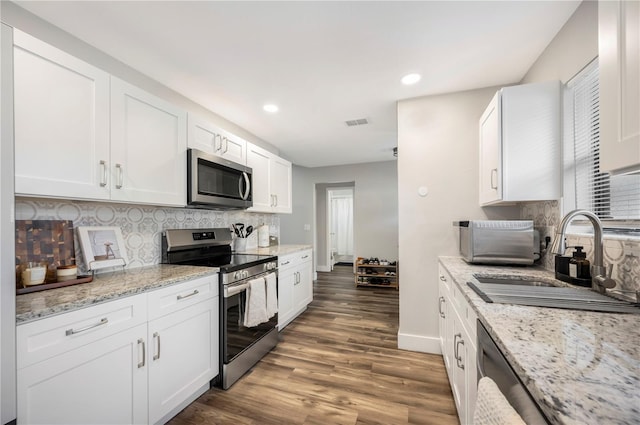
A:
[13, 1, 581, 168]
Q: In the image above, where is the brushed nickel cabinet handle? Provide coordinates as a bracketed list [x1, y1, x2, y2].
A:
[99, 160, 107, 187]
[138, 338, 145, 368]
[177, 289, 199, 300]
[153, 332, 161, 361]
[456, 337, 465, 370]
[490, 168, 498, 190]
[439, 275, 447, 282]
[438, 297, 445, 318]
[65, 318, 108, 336]
[115, 164, 123, 189]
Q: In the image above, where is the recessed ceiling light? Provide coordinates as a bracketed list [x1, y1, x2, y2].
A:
[263, 104, 279, 113]
[401, 73, 421, 85]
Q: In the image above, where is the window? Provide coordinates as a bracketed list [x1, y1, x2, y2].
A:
[564, 59, 640, 226]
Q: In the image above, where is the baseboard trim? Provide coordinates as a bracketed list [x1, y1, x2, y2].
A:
[397, 332, 441, 354]
[316, 265, 331, 272]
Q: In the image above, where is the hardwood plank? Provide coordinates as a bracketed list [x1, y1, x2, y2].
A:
[168, 265, 459, 425]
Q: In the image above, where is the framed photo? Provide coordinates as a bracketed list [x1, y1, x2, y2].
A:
[77, 226, 128, 271]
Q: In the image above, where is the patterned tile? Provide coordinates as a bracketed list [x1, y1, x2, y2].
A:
[521, 201, 640, 293]
[15, 198, 280, 275]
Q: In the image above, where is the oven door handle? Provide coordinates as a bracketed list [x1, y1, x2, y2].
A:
[225, 282, 250, 298]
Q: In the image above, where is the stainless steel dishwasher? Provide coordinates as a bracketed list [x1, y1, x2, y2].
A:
[477, 320, 550, 425]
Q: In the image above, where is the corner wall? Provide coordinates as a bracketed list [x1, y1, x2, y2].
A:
[397, 89, 520, 352]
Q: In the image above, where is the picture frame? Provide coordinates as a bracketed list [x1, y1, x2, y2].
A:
[77, 226, 128, 271]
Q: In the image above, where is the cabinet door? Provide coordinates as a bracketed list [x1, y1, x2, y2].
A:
[277, 266, 296, 330]
[246, 143, 272, 212]
[271, 156, 292, 214]
[110, 77, 187, 206]
[222, 134, 247, 165]
[17, 324, 147, 425]
[599, 0, 640, 174]
[13, 29, 110, 200]
[437, 279, 449, 370]
[147, 298, 217, 425]
[294, 256, 313, 312]
[187, 113, 220, 155]
[479, 91, 502, 205]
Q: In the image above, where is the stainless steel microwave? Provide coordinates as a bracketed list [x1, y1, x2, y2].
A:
[187, 148, 252, 209]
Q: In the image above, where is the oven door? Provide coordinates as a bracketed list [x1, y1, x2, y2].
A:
[187, 148, 252, 209]
[222, 273, 277, 364]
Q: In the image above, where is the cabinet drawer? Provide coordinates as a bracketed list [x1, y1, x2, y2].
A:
[17, 294, 147, 369]
[147, 275, 217, 320]
[279, 249, 312, 269]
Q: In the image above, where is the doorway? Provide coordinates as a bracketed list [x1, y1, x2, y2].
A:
[327, 187, 354, 269]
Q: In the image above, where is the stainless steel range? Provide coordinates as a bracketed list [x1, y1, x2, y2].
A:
[162, 228, 278, 389]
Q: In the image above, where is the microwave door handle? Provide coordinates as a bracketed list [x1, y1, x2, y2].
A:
[240, 172, 250, 200]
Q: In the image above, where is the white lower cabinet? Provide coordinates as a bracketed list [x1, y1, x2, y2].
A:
[438, 262, 477, 425]
[278, 249, 313, 330]
[147, 295, 218, 424]
[17, 323, 148, 425]
[17, 275, 218, 425]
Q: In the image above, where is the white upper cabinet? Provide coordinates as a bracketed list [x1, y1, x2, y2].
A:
[599, 0, 640, 175]
[246, 143, 292, 214]
[13, 29, 111, 200]
[187, 113, 247, 164]
[13, 28, 187, 207]
[479, 81, 561, 205]
[110, 78, 187, 206]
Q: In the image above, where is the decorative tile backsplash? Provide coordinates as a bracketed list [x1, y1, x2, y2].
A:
[15, 198, 280, 274]
[521, 201, 640, 294]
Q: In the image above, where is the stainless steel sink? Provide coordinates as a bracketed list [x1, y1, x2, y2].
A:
[473, 275, 557, 287]
[468, 275, 640, 314]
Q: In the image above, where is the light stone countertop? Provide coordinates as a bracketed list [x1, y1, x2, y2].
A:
[16, 264, 217, 324]
[238, 244, 312, 257]
[439, 256, 640, 425]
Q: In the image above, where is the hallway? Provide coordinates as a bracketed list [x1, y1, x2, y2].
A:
[169, 265, 458, 425]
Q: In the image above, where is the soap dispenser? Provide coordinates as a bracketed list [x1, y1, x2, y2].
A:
[569, 246, 590, 280]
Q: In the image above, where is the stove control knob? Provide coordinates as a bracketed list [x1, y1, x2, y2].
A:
[243, 270, 249, 279]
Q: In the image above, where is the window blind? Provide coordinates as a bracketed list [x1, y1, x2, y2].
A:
[569, 59, 640, 220]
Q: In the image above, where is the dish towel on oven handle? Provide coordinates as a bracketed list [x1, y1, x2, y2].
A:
[243, 277, 269, 327]
[265, 272, 278, 318]
[473, 376, 526, 425]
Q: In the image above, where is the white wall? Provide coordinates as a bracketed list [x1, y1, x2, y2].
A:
[0, 1, 279, 156]
[280, 161, 398, 271]
[396, 0, 598, 353]
[396, 89, 519, 352]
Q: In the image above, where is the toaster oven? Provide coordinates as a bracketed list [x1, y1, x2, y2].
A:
[456, 220, 538, 265]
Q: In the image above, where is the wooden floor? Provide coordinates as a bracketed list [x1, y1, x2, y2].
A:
[169, 265, 459, 425]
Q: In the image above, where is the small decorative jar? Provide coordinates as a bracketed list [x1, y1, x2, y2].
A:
[56, 265, 78, 282]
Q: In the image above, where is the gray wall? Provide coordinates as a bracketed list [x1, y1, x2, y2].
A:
[396, 0, 598, 353]
[280, 161, 399, 270]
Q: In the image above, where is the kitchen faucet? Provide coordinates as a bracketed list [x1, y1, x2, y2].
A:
[550, 209, 616, 293]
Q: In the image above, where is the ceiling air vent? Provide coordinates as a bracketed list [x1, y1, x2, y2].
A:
[345, 118, 369, 127]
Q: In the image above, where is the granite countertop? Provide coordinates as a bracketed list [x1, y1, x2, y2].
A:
[239, 244, 312, 257]
[439, 256, 640, 425]
[16, 264, 217, 324]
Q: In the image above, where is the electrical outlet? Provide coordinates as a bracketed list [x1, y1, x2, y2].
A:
[304, 224, 311, 231]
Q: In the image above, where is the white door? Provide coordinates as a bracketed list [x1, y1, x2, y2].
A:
[13, 29, 110, 200]
[271, 156, 292, 213]
[599, 0, 640, 174]
[246, 143, 272, 212]
[147, 299, 217, 425]
[110, 77, 187, 206]
[327, 188, 354, 265]
[479, 91, 502, 205]
[187, 113, 221, 155]
[17, 324, 148, 425]
[294, 257, 314, 311]
[277, 265, 296, 329]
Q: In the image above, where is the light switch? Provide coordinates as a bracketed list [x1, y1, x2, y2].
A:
[304, 224, 311, 231]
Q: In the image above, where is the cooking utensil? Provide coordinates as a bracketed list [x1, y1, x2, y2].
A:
[235, 223, 245, 238]
[245, 225, 253, 237]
